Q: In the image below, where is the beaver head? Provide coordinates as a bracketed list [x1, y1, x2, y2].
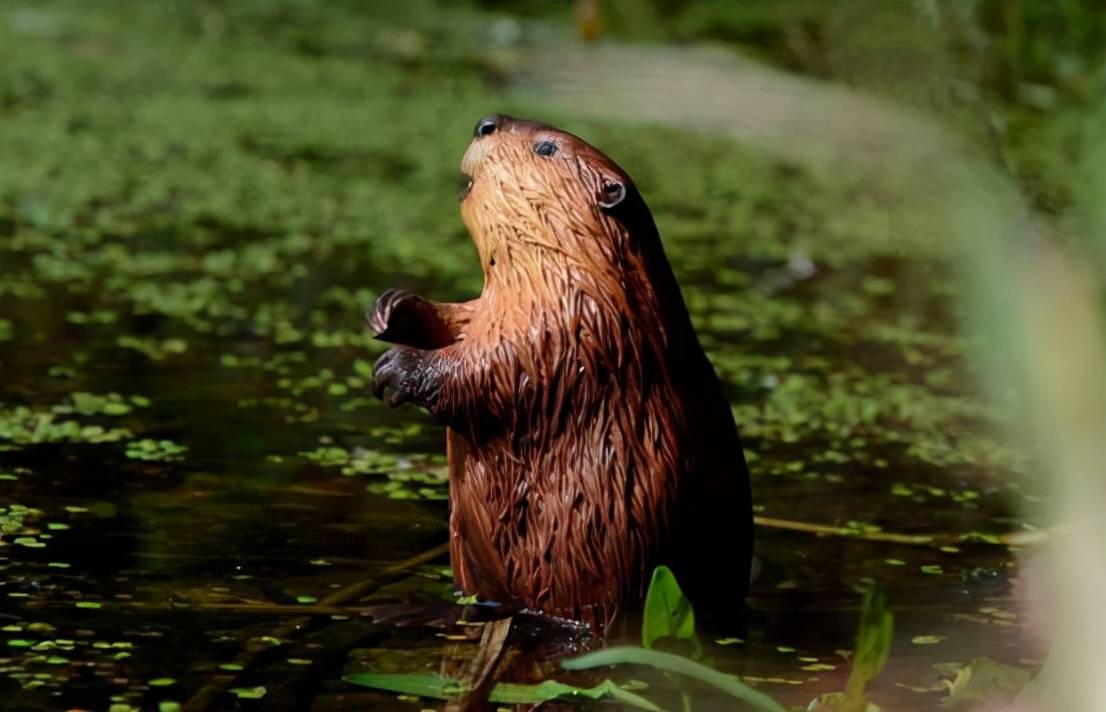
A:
[459, 114, 641, 280]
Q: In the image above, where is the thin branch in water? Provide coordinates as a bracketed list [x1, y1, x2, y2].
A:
[182, 541, 450, 711]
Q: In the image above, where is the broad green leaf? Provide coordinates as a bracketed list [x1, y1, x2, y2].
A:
[642, 565, 699, 656]
[342, 672, 662, 711]
[562, 646, 785, 712]
[847, 586, 894, 696]
[806, 588, 895, 712]
[491, 679, 662, 710]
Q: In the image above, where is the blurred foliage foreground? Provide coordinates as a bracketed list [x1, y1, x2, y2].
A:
[2, 0, 1106, 710]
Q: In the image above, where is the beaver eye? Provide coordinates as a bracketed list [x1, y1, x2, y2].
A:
[533, 140, 557, 157]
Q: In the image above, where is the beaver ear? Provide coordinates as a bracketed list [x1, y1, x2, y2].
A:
[597, 179, 626, 210]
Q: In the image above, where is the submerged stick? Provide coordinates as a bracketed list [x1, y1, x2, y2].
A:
[754, 516, 934, 545]
[446, 616, 513, 712]
[23, 600, 383, 617]
[182, 541, 450, 711]
[753, 515, 1044, 547]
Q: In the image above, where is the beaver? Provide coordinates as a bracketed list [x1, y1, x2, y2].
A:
[370, 114, 753, 634]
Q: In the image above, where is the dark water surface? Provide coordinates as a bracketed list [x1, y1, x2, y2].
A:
[0, 2, 1041, 710]
[0, 258, 1037, 711]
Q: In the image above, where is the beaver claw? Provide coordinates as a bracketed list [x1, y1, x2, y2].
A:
[367, 288, 416, 337]
[372, 346, 438, 409]
[367, 289, 453, 349]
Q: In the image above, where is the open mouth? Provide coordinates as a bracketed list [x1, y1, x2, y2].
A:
[459, 175, 474, 202]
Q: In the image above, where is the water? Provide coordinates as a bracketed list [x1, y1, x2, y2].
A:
[0, 255, 1036, 711]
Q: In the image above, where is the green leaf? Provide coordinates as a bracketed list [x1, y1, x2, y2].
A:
[562, 646, 785, 712]
[642, 565, 699, 656]
[101, 402, 132, 416]
[911, 635, 944, 645]
[490, 679, 662, 710]
[342, 672, 662, 711]
[229, 686, 267, 699]
[844, 586, 894, 703]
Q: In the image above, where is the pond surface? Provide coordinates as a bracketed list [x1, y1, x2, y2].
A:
[0, 256, 1039, 711]
[0, 2, 1041, 710]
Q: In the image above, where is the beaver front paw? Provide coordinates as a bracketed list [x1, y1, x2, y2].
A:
[367, 289, 452, 349]
[372, 346, 440, 409]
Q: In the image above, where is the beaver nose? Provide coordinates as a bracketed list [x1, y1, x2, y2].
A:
[473, 115, 500, 138]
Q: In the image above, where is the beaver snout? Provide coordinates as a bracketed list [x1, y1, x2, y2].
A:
[462, 114, 517, 182]
[460, 131, 494, 184]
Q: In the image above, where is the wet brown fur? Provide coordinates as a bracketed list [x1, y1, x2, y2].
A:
[371, 115, 753, 634]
